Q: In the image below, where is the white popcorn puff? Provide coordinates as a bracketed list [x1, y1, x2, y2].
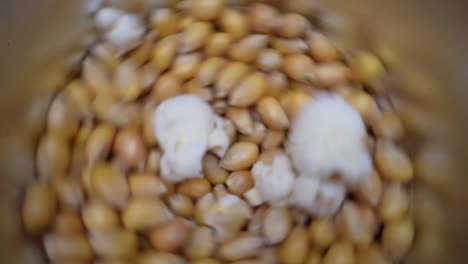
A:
[288, 92, 372, 187]
[95, 7, 123, 30]
[207, 116, 230, 158]
[86, 0, 103, 14]
[105, 14, 145, 55]
[251, 153, 296, 205]
[290, 176, 346, 217]
[154, 95, 230, 183]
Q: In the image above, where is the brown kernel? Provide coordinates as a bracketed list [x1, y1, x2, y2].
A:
[164, 180, 177, 197]
[84, 120, 115, 166]
[149, 218, 192, 252]
[54, 177, 84, 210]
[89, 229, 138, 259]
[203, 153, 229, 184]
[81, 167, 93, 194]
[54, 210, 84, 235]
[322, 240, 355, 264]
[379, 183, 409, 222]
[82, 201, 119, 232]
[145, 149, 162, 173]
[44, 232, 93, 261]
[336, 201, 374, 246]
[372, 111, 404, 140]
[356, 244, 391, 264]
[265, 71, 288, 96]
[181, 21, 213, 53]
[90, 43, 119, 73]
[114, 127, 147, 169]
[37, 133, 70, 182]
[238, 122, 267, 145]
[205, 32, 233, 57]
[138, 251, 187, 264]
[70, 141, 88, 179]
[177, 178, 211, 198]
[262, 129, 285, 150]
[47, 93, 79, 139]
[179, 15, 195, 31]
[277, 13, 308, 39]
[225, 107, 254, 135]
[91, 163, 128, 208]
[196, 57, 227, 86]
[257, 96, 289, 129]
[375, 140, 414, 183]
[140, 63, 160, 91]
[152, 35, 178, 72]
[228, 34, 269, 63]
[226, 170, 254, 195]
[314, 62, 351, 87]
[281, 54, 315, 82]
[229, 72, 267, 107]
[248, 3, 280, 34]
[191, 0, 225, 20]
[152, 73, 183, 103]
[167, 193, 194, 218]
[143, 105, 158, 147]
[271, 38, 308, 54]
[122, 197, 174, 231]
[22, 183, 57, 235]
[279, 226, 309, 264]
[220, 9, 249, 39]
[382, 218, 415, 261]
[257, 48, 282, 72]
[215, 61, 250, 98]
[96, 99, 141, 128]
[129, 173, 167, 197]
[308, 218, 335, 249]
[223, 118, 237, 143]
[220, 142, 259, 170]
[354, 169, 383, 207]
[63, 80, 93, 118]
[307, 32, 339, 62]
[350, 51, 385, 85]
[172, 53, 202, 80]
[113, 59, 142, 101]
[82, 56, 112, 95]
[184, 79, 213, 102]
[263, 206, 292, 244]
[290, 81, 314, 94]
[279, 90, 311, 121]
[348, 91, 380, 122]
[219, 233, 263, 261]
[306, 250, 322, 264]
[256, 149, 283, 165]
[184, 226, 216, 259]
[150, 8, 178, 37]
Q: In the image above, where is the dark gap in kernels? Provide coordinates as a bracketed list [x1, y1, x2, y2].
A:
[138, 233, 154, 251]
[374, 222, 385, 241]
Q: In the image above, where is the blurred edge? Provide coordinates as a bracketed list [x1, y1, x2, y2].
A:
[315, 0, 468, 263]
[0, 0, 92, 263]
[0, 0, 467, 263]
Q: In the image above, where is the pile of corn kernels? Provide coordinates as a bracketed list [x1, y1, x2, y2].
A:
[21, 0, 415, 263]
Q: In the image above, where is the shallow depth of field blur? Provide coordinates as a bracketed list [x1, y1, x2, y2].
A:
[0, 0, 467, 263]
